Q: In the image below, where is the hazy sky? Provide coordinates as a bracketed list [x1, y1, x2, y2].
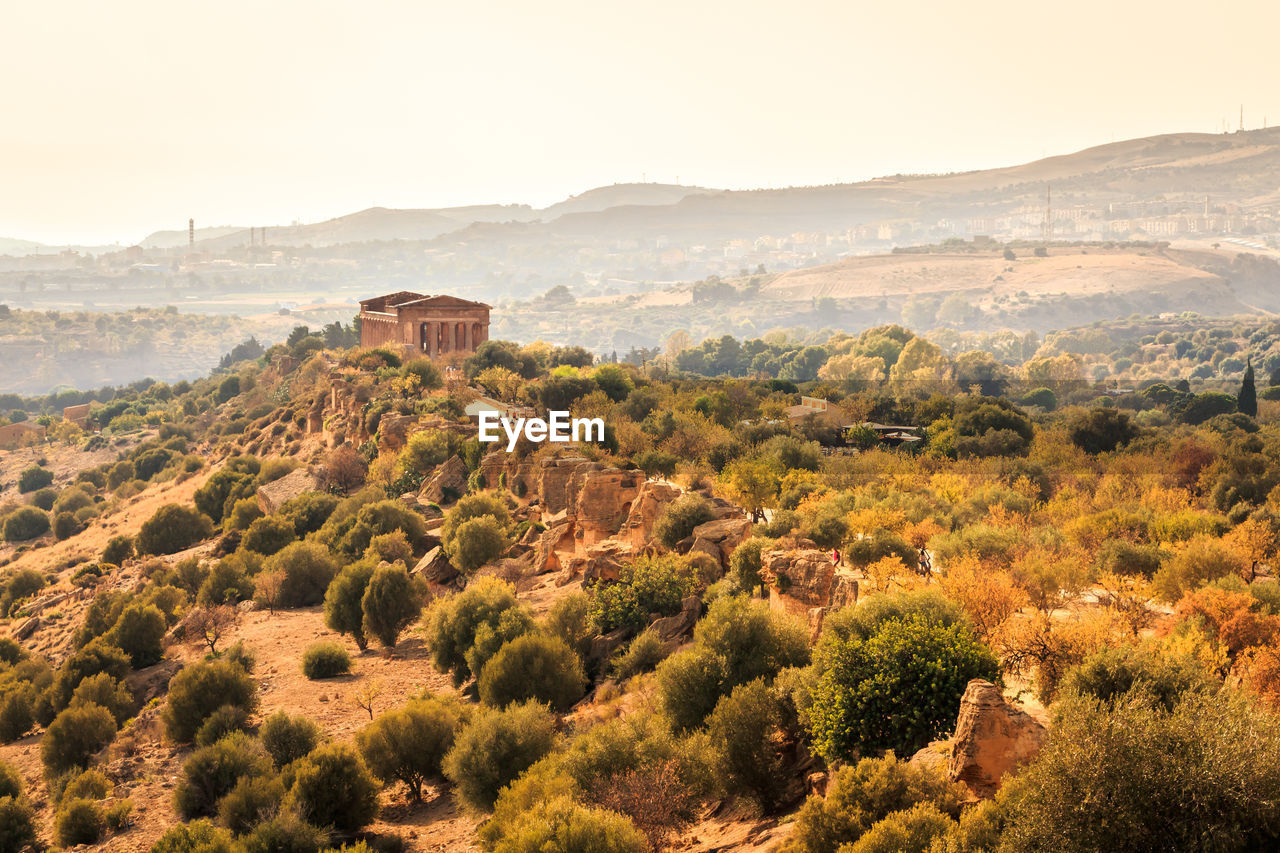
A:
[6, 0, 1280, 245]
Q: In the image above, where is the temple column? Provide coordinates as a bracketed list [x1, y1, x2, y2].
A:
[424, 322, 435, 356]
[463, 322, 472, 351]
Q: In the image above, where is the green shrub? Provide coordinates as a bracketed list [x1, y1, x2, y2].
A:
[103, 534, 135, 565]
[105, 798, 133, 832]
[50, 640, 131, 712]
[163, 660, 258, 743]
[999, 689, 1280, 851]
[239, 810, 327, 853]
[780, 755, 965, 853]
[151, 819, 237, 853]
[108, 602, 167, 668]
[442, 700, 556, 810]
[195, 704, 253, 747]
[424, 577, 530, 685]
[0, 636, 21, 665]
[0, 760, 20, 799]
[279, 492, 340, 537]
[301, 643, 351, 680]
[483, 795, 648, 853]
[707, 678, 793, 810]
[30, 487, 57, 511]
[198, 555, 256, 606]
[0, 795, 39, 853]
[1153, 534, 1244, 602]
[611, 629, 668, 680]
[845, 530, 919, 570]
[218, 774, 285, 835]
[41, 702, 117, 776]
[440, 494, 512, 572]
[69, 673, 135, 725]
[1068, 407, 1139, 455]
[52, 511, 80, 540]
[543, 591, 595, 662]
[323, 560, 375, 650]
[805, 612, 998, 763]
[327, 499, 429, 562]
[60, 768, 112, 803]
[356, 695, 465, 800]
[261, 542, 338, 608]
[17, 466, 53, 494]
[137, 504, 214, 555]
[195, 467, 257, 525]
[0, 568, 45, 616]
[361, 563, 424, 648]
[1060, 645, 1216, 711]
[729, 536, 770, 594]
[242, 516, 297, 556]
[174, 731, 272, 819]
[260, 711, 322, 769]
[478, 633, 586, 711]
[224, 497, 266, 533]
[657, 595, 809, 731]
[3, 507, 49, 542]
[589, 553, 698, 634]
[652, 494, 716, 548]
[844, 803, 954, 853]
[0, 689, 35, 742]
[446, 516, 509, 573]
[55, 798, 105, 846]
[288, 742, 379, 833]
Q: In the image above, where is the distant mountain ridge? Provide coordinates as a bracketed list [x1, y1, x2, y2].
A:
[8, 128, 1280, 255]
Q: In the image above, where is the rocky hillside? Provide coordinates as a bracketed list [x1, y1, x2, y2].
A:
[1, 336, 1279, 852]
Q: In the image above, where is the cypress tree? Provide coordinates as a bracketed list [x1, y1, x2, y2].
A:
[1240, 357, 1258, 417]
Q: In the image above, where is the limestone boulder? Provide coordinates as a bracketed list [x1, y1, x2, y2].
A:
[376, 412, 418, 452]
[688, 517, 752, 570]
[762, 549, 859, 610]
[420, 455, 469, 505]
[587, 628, 631, 667]
[947, 679, 1047, 799]
[256, 468, 320, 515]
[412, 546, 460, 586]
[648, 595, 702, 643]
[565, 540, 638, 584]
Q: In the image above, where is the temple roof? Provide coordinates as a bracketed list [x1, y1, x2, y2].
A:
[359, 292, 491, 312]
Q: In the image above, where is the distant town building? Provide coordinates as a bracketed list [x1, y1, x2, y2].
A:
[0, 421, 45, 450]
[358, 291, 491, 357]
[62, 403, 91, 428]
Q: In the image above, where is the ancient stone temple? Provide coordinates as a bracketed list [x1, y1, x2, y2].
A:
[358, 292, 491, 357]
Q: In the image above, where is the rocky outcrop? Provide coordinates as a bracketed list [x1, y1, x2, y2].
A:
[762, 548, 859, 620]
[688, 517, 752, 570]
[565, 540, 639, 584]
[947, 679, 1047, 799]
[537, 456, 600, 514]
[420, 455, 469, 505]
[619, 481, 682, 547]
[648, 595, 702, 643]
[126, 659, 183, 705]
[531, 520, 576, 575]
[412, 546, 460, 586]
[377, 413, 417, 452]
[574, 467, 646, 546]
[256, 468, 320, 515]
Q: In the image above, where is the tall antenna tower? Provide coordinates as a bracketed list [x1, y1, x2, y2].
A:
[1041, 185, 1052, 243]
[188, 218, 194, 252]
